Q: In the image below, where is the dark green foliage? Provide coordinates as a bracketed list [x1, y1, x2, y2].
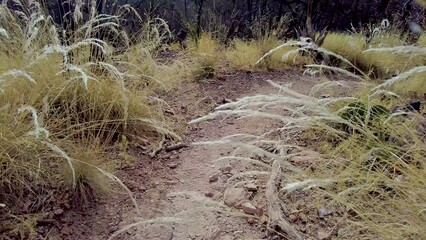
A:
[340, 101, 390, 124]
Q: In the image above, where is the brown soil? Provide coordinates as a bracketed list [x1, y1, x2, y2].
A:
[47, 69, 357, 240]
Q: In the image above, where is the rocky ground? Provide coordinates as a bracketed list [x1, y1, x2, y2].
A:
[48, 69, 358, 240]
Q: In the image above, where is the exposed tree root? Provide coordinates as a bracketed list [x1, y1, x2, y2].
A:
[165, 142, 189, 152]
[266, 160, 304, 240]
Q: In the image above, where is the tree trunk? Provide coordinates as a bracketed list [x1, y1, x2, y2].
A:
[378, 0, 391, 18]
[306, 0, 314, 40]
[196, 0, 205, 41]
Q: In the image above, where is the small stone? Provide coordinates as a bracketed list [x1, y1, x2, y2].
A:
[245, 183, 258, 192]
[247, 218, 255, 224]
[318, 229, 332, 240]
[224, 187, 247, 207]
[53, 208, 64, 216]
[167, 162, 178, 169]
[221, 165, 232, 174]
[139, 186, 147, 192]
[209, 174, 219, 183]
[241, 202, 257, 215]
[205, 192, 214, 198]
[318, 206, 333, 219]
[289, 214, 299, 223]
[108, 223, 118, 233]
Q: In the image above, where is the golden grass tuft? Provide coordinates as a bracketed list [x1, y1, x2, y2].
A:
[225, 37, 310, 70]
[192, 32, 426, 239]
[321, 32, 426, 78]
[0, 3, 184, 237]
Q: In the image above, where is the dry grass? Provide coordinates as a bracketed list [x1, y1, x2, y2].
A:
[186, 34, 310, 72]
[225, 37, 310, 70]
[322, 32, 426, 78]
[192, 33, 426, 239]
[0, 2, 184, 238]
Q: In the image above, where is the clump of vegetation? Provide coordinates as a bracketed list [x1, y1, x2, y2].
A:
[192, 22, 426, 239]
[0, 2, 181, 238]
[225, 37, 311, 70]
[187, 33, 221, 81]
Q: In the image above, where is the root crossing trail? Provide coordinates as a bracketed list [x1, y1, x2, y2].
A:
[53, 70, 354, 240]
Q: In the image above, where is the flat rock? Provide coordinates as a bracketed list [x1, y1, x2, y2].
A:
[167, 162, 179, 169]
[53, 208, 64, 216]
[220, 164, 232, 174]
[224, 187, 247, 207]
[205, 192, 214, 198]
[318, 206, 333, 219]
[245, 183, 258, 192]
[318, 229, 332, 240]
[209, 174, 219, 183]
[241, 202, 257, 215]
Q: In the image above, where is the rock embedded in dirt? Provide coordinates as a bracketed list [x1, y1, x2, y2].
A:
[224, 187, 248, 207]
[53, 208, 64, 216]
[167, 162, 179, 169]
[289, 214, 299, 223]
[221, 164, 233, 174]
[318, 229, 332, 240]
[205, 192, 214, 198]
[318, 206, 333, 219]
[241, 201, 257, 215]
[209, 173, 219, 183]
[108, 223, 118, 233]
[245, 183, 258, 192]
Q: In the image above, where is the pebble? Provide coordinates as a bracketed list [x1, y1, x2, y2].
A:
[223, 187, 247, 207]
[221, 165, 232, 174]
[167, 162, 178, 169]
[289, 214, 299, 223]
[318, 206, 333, 219]
[209, 174, 219, 183]
[241, 202, 257, 215]
[245, 183, 258, 192]
[318, 229, 332, 240]
[53, 208, 64, 216]
[205, 192, 214, 198]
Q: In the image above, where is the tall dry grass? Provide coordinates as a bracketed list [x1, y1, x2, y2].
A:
[191, 29, 426, 239]
[0, 1, 182, 238]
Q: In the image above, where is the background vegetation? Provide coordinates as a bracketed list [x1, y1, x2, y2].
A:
[1, 0, 425, 239]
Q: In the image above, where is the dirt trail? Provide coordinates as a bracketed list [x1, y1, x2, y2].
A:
[53, 70, 355, 240]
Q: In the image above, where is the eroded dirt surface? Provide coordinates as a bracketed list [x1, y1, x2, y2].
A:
[49, 69, 358, 240]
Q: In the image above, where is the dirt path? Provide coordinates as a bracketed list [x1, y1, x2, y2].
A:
[52, 69, 355, 240]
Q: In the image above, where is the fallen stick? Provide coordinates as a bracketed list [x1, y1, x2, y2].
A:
[266, 160, 304, 240]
